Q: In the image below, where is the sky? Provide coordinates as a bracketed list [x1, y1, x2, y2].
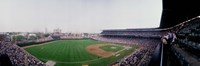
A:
[0, 0, 162, 33]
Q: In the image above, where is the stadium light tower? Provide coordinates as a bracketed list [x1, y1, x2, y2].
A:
[45, 28, 48, 34]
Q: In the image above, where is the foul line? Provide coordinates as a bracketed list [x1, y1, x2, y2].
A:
[41, 58, 104, 64]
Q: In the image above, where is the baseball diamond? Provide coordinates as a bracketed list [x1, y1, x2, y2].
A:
[25, 39, 138, 66]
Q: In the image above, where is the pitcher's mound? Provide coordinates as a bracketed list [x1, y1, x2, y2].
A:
[111, 47, 116, 49]
[82, 64, 88, 66]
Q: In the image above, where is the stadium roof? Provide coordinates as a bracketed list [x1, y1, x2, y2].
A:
[102, 28, 166, 32]
[159, 0, 200, 28]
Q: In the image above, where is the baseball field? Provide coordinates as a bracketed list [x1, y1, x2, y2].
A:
[25, 39, 138, 66]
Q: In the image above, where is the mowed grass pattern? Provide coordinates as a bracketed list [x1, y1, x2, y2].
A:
[25, 39, 138, 66]
[100, 45, 124, 52]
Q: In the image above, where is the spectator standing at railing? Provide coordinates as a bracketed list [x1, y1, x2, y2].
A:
[162, 32, 176, 45]
[161, 31, 176, 66]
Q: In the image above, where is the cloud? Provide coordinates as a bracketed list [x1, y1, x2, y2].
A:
[0, 0, 162, 33]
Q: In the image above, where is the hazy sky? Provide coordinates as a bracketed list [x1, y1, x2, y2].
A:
[0, 0, 162, 33]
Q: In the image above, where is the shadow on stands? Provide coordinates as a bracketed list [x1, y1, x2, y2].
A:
[0, 54, 12, 66]
[149, 43, 181, 66]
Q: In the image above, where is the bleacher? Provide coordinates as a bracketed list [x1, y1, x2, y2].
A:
[171, 16, 200, 66]
[100, 29, 165, 38]
[0, 41, 45, 66]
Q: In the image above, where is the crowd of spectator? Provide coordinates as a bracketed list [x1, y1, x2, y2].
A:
[118, 39, 159, 66]
[101, 30, 163, 38]
[175, 17, 200, 57]
[17, 36, 53, 44]
[60, 33, 84, 39]
[92, 35, 160, 66]
[17, 40, 35, 44]
[35, 36, 53, 42]
[0, 41, 45, 66]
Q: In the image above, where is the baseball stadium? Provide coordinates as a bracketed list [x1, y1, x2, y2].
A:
[1, 0, 200, 66]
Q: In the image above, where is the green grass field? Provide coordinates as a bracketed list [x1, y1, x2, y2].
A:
[100, 45, 124, 52]
[25, 39, 138, 66]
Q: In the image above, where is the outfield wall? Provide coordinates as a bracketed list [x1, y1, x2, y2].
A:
[17, 38, 94, 47]
[17, 40, 54, 47]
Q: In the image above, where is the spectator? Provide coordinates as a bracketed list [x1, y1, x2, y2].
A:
[161, 31, 176, 66]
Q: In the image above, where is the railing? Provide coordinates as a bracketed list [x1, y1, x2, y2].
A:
[149, 43, 163, 66]
[160, 43, 163, 66]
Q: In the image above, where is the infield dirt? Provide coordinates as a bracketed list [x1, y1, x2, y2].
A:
[86, 44, 115, 58]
